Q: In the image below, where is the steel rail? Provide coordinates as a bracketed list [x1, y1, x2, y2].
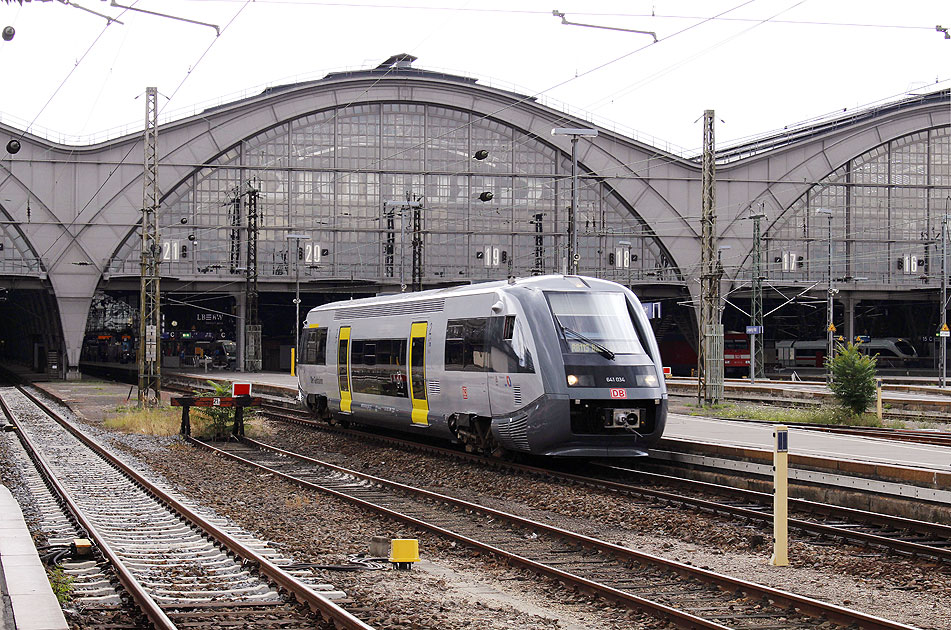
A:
[15, 386, 375, 630]
[580, 464, 951, 562]
[197, 435, 922, 630]
[258, 404, 951, 561]
[189, 436, 731, 630]
[0, 392, 177, 630]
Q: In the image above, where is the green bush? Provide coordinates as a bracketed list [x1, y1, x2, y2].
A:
[47, 566, 73, 604]
[827, 342, 877, 416]
[194, 380, 234, 439]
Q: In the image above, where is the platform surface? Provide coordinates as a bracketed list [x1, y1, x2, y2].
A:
[0, 485, 69, 630]
[662, 412, 951, 472]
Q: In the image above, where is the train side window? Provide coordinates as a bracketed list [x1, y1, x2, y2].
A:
[444, 318, 490, 371]
[314, 328, 327, 364]
[445, 322, 466, 369]
[349, 338, 408, 397]
[300, 328, 327, 365]
[351, 339, 365, 365]
[488, 316, 534, 373]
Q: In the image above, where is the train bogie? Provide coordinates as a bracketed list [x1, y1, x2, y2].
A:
[297, 275, 667, 457]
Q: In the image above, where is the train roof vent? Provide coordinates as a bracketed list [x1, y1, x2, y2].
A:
[335, 298, 446, 319]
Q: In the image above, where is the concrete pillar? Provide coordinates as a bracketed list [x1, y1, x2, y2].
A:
[845, 294, 856, 343]
[235, 291, 246, 373]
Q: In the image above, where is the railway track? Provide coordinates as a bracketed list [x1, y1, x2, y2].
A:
[193, 434, 921, 630]
[169, 374, 951, 447]
[1, 385, 375, 630]
[256, 402, 951, 566]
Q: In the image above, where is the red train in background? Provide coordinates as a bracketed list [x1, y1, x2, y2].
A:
[658, 332, 750, 376]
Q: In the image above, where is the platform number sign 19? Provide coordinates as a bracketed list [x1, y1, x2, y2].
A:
[484, 246, 500, 267]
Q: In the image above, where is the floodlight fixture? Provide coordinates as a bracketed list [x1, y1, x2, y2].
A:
[551, 128, 598, 137]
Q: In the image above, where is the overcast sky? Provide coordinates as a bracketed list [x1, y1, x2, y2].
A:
[1, 1, 949, 152]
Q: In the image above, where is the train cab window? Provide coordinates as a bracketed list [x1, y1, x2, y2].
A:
[444, 318, 490, 371]
[299, 328, 327, 365]
[546, 291, 645, 355]
[894, 340, 916, 356]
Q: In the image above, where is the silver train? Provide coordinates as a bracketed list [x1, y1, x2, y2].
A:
[297, 275, 667, 457]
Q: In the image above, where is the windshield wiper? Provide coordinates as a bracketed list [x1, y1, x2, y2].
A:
[553, 316, 615, 360]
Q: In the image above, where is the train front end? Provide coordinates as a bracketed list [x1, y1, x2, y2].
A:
[508, 277, 667, 458]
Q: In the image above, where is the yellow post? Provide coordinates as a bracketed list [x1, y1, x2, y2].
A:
[876, 378, 883, 420]
[770, 424, 789, 566]
[291, 347, 296, 377]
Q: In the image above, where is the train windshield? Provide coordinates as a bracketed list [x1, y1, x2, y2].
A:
[894, 340, 917, 357]
[546, 292, 644, 355]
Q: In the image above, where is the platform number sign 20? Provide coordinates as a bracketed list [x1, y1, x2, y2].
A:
[303, 242, 320, 264]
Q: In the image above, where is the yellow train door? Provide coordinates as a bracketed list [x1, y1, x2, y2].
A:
[338, 326, 352, 413]
[409, 322, 428, 425]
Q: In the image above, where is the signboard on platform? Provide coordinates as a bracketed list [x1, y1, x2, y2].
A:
[745, 325, 763, 335]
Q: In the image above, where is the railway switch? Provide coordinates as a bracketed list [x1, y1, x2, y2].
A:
[389, 539, 420, 570]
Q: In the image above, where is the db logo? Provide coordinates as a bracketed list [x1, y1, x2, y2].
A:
[610, 388, 627, 399]
[462, 386, 468, 399]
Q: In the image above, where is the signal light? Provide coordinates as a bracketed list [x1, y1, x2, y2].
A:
[478, 191, 494, 202]
[473, 150, 489, 160]
[6, 139, 20, 154]
[2, 26, 13, 42]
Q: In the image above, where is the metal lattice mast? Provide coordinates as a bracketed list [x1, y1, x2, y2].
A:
[533, 212, 544, 275]
[751, 207, 765, 379]
[244, 179, 262, 372]
[228, 187, 242, 273]
[942, 206, 949, 388]
[698, 110, 723, 405]
[411, 193, 423, 292]
[137, 86, 161, 406]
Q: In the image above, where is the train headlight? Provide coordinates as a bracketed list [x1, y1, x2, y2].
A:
[566, 373, 594, 387]
[643, 374, 658, 387]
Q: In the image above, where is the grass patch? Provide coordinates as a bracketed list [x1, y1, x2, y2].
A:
[690, 402, 904, 428]
[104, 406, 183, 436]
[104, 405, 269, 439]
[47, 566, 73, 604]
